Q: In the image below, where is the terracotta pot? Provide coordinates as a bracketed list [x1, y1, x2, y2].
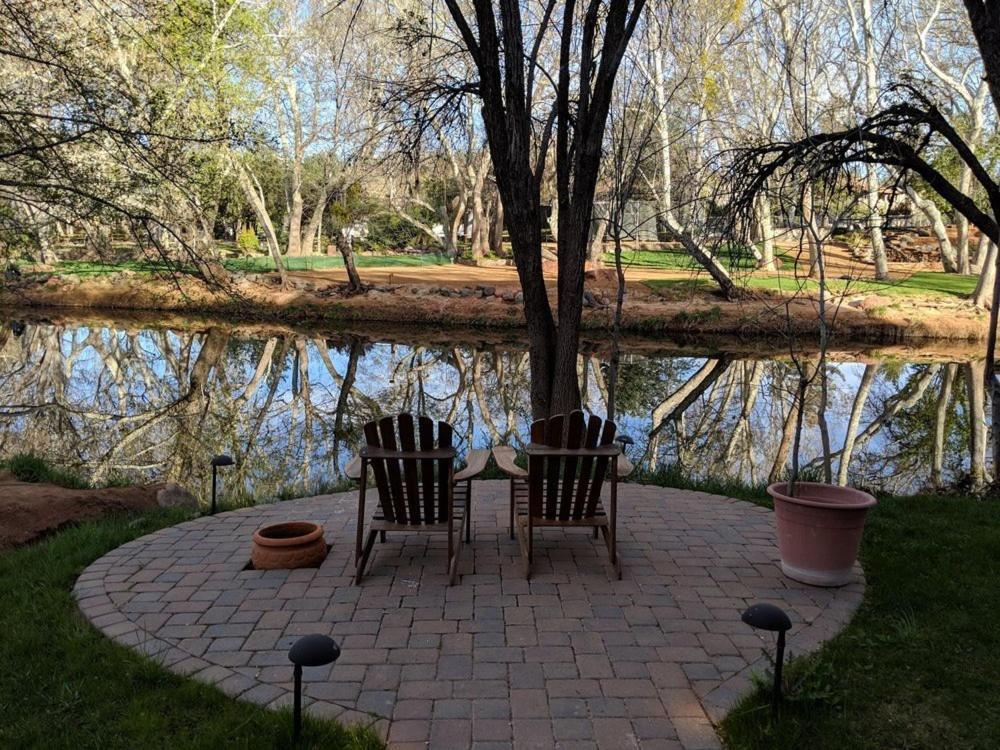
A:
[767, 482, 876, 587]
[251, 521, 327, 570]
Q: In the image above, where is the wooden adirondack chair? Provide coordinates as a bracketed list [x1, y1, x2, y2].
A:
[350, 414, 488, 585]
[493, 410, 623, 580]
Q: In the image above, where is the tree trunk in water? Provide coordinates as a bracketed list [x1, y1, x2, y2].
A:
[335, 229, 362, 292]
[966, 360, 988, 489]
[837, 363, 878, 485]
[907, 186, 957, 272]
[770, 376, 803, 484]
[931, 363, 957, 488]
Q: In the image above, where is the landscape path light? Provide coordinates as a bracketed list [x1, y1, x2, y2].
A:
[209, 454, 234, 515]
[288, 634, 341, 743]
[741, 602, 792, 715]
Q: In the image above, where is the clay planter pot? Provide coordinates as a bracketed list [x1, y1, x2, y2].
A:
[251, 521, 327, 570]
[767, 482, 876, 587]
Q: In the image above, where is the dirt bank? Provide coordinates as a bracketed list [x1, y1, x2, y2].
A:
[0, 479, 165, 550]
[0, 263, 989, 344]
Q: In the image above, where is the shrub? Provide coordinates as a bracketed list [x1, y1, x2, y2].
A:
[3, 453, 89, 488]
[236, 228, 261, 253]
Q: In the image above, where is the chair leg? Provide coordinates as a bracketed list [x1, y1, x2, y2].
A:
[593, 526, 599, 539]
[508, 480, 515, 540]
[465, 480, 472, 544]
[379, 531, 387, 543]
[599, 525, 621, 580]
[524, 520, 533, 580]
[354, 530, 378, 585]
[448, 519, 462, 585]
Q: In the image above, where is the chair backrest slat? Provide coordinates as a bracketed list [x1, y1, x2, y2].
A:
[528, 410, 617, 522]
[364, 413, 455, 526]
[543, 414, 564, 518]
[558, 411, 586, 520]
[398, 413, 421, 522]
[364, 420, 395, 523]
[437, 421, 453, 521]
[378, 416, 409, 523]
[584, 420, 617, 518]
[572, 415, 604, 519]
[418, 416, 436, 523]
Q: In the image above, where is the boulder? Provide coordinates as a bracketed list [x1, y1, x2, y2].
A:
[156, 482, 199, 509]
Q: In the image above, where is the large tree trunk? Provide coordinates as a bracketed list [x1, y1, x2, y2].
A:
[907, 186, 957, 272]
[443, 0, 644, 418]
[233, 160, 288, 287]
[973, 241, 997, 308]
[755, 194, 777, 270]
[335, 229, 363, 292]
[860, 0, 890, 280]
[961, 0, 1000, 490]
[587, 217, 607, 265]
[470, 155, 490, 262]
[498, 176, 556, 417]
[489, 191, 504, 255]
[801, 185, 821, 279]
[955, 168, 973, 274]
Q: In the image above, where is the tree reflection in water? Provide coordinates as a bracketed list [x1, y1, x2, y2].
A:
[0, 318, 990, 501]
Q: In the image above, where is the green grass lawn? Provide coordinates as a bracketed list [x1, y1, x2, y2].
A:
[636, 468, 1000, 749]
[720, 492, 1000, 749]
[646, 270, 979, 300]
[603, 244, 776, 272]
[45, 259, 175, 277]
[0, 509, 382, 750]
[224, 253, 449, 272]
[42, 253, 449, 278]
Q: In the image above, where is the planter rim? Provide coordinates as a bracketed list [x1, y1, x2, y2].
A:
[767, 481, 876, 511]
[252, 521, 324, 548]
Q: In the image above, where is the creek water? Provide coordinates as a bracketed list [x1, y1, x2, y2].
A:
[0, 313, 989, 501]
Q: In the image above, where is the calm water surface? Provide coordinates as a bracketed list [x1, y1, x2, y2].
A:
[0, 314, 990, 501]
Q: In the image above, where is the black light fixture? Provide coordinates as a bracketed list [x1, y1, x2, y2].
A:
[614, 434, 635, 455]
[288, 634, 341, 743]
[209, 454, 234, 515]
[741, 602, 792, 715]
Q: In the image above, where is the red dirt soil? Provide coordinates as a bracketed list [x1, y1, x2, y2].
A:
[0, 476, 162, 551]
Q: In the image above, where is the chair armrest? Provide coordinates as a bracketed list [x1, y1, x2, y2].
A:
[455, 448, 490, 482]
[492, 446, 528, 478]
[344, 455, 363, 480]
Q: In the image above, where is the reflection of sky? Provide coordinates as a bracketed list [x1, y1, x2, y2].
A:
[0, 321, 986, 500]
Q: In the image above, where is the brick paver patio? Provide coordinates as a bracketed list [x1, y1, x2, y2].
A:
[74, 480, 863, 749]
